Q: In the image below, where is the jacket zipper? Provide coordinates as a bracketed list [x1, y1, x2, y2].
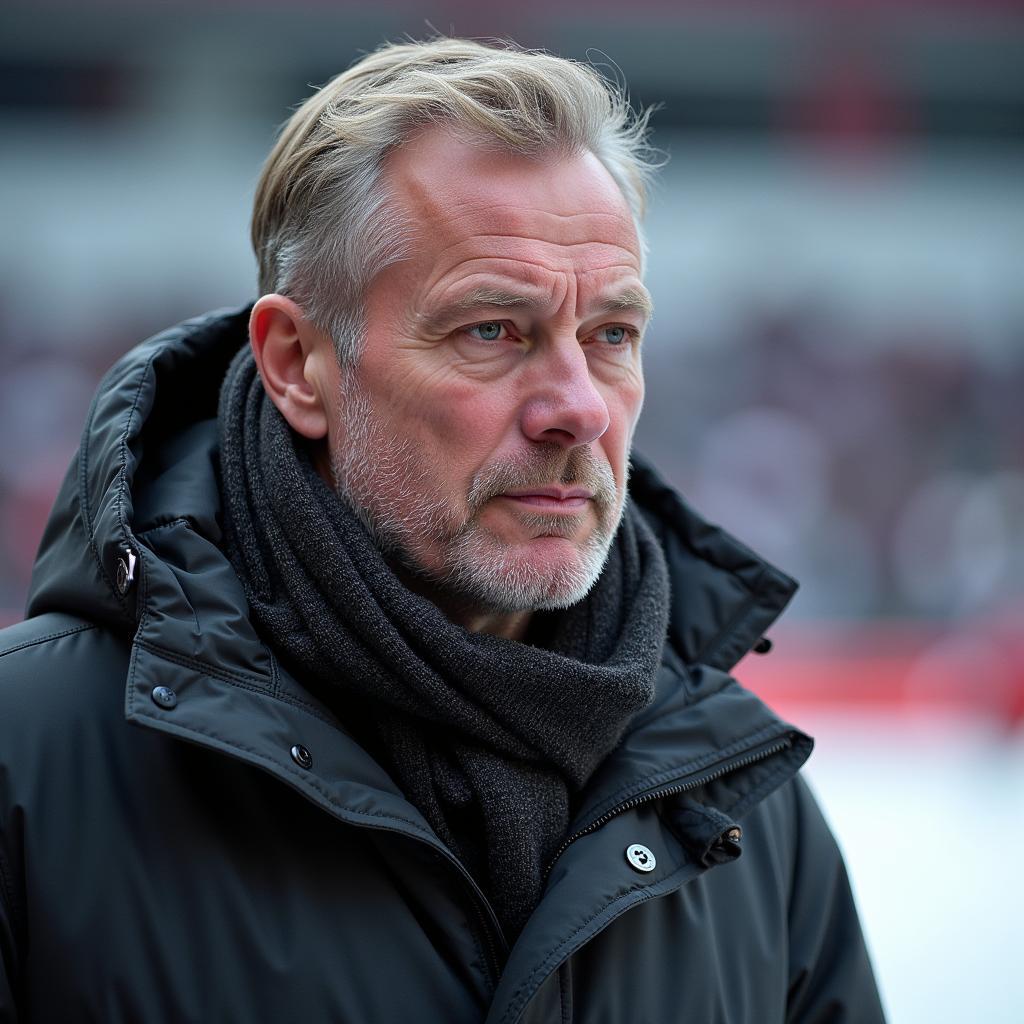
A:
[470, 894, 506, 990]
[543, 733, 795, 882]
[432, 846, 507, 990]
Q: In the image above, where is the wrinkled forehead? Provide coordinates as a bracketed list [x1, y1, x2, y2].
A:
[383, 128, 641, 261]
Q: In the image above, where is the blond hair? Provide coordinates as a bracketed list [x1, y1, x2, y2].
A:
[252, 38, 658, 365]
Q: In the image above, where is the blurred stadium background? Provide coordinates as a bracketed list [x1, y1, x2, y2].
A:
[1, 1, 1022, 1019]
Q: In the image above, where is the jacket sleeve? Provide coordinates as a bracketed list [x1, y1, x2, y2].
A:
[0, 853, 21, 1024]
[785, 775, 887, 1024]
[0, 740, 24, 1024]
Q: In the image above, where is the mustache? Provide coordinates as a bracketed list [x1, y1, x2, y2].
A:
[466, 445, 618, 515]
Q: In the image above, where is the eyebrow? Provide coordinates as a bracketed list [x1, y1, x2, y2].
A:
[597, 286, 654, 322]
[416, 288, 540, 335]
[418, 284, 654, 335]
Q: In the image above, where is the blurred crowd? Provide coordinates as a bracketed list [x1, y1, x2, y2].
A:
[639, 289, 1024, 626]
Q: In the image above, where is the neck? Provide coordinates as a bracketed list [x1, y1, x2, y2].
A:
[457, 606, 532, 641]
[392, 563, 533, 640]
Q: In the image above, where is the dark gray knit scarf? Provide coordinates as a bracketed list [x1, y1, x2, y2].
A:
[217, 347, 669, 940]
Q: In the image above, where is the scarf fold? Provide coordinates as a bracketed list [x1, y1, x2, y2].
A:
[217, 347, 670, 940]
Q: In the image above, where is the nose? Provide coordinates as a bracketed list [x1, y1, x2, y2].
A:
[519, 342, 610, 448]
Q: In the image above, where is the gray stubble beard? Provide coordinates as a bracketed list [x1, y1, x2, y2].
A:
[329, 372, 626, 613]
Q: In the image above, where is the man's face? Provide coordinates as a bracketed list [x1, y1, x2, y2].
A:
[325, 128, 649, 618]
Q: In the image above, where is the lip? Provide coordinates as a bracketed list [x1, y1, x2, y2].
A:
[499, 487, 593, 512]
[501, 486, 594, 501]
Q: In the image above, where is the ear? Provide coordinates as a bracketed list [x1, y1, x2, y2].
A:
[248, 295, 336, 440]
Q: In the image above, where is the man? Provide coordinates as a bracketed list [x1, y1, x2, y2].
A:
[0, 38, 885, 1022]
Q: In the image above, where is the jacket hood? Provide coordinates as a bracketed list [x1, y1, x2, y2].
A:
[28, 308, 248, 629]
[27, 306, 797, 676]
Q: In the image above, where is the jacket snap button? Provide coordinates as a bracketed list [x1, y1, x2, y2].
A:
[151, 686, 177, 710]
[115, 548, 137, 596]
[626, 843, 657, 873]
[290, 744, 313, 770]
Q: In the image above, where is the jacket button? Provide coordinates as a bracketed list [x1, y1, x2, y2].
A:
[625, 843, 657, 873]
[151, 686, 177, 710]
[290, 744, 313, 770]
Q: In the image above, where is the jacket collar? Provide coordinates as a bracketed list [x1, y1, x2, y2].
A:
[629, 455, 797, 672]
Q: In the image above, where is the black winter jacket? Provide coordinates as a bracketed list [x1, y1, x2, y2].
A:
[0, 308, 885, 1023]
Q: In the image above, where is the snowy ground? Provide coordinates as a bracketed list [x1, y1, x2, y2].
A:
[795, 709, 1024, 1023]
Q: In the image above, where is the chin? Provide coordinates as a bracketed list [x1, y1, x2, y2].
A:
[439, 532, 611, 613]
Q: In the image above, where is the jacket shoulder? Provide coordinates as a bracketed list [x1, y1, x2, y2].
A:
[0, 612, 99, 659]
[0, 614, 129, 724]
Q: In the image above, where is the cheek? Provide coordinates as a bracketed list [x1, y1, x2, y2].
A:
[607, 378, 644, 441]
[324, 388, 351, 459]
[413, 375, 517, 450]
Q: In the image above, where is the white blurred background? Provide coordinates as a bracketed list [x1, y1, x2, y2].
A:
[1, 2, 1022, 1019]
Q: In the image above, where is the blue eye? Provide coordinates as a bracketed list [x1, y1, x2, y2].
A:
[598, 326, 630, 345]
[468, 321, 505, 342]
